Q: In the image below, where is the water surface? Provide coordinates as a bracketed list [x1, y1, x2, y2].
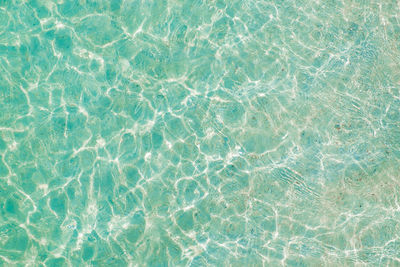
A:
[0, 0, 400, 266]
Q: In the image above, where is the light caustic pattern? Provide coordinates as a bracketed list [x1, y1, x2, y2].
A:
[0, 0, 400, 266]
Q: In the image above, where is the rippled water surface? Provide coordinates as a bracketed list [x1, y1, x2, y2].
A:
[1, 0, 400, 266]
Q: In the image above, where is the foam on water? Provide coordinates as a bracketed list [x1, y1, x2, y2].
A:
[0, 0, 400, 266]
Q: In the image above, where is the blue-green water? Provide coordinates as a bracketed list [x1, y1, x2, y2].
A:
[1, 0, 400, 266]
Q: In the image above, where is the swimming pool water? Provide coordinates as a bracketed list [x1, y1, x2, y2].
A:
[1, 0, 400, 266]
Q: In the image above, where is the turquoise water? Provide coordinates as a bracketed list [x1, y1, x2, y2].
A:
[1, 0, 400, 266]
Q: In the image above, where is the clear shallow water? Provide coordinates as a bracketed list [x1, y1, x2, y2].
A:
[0, 0, 400, 266]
